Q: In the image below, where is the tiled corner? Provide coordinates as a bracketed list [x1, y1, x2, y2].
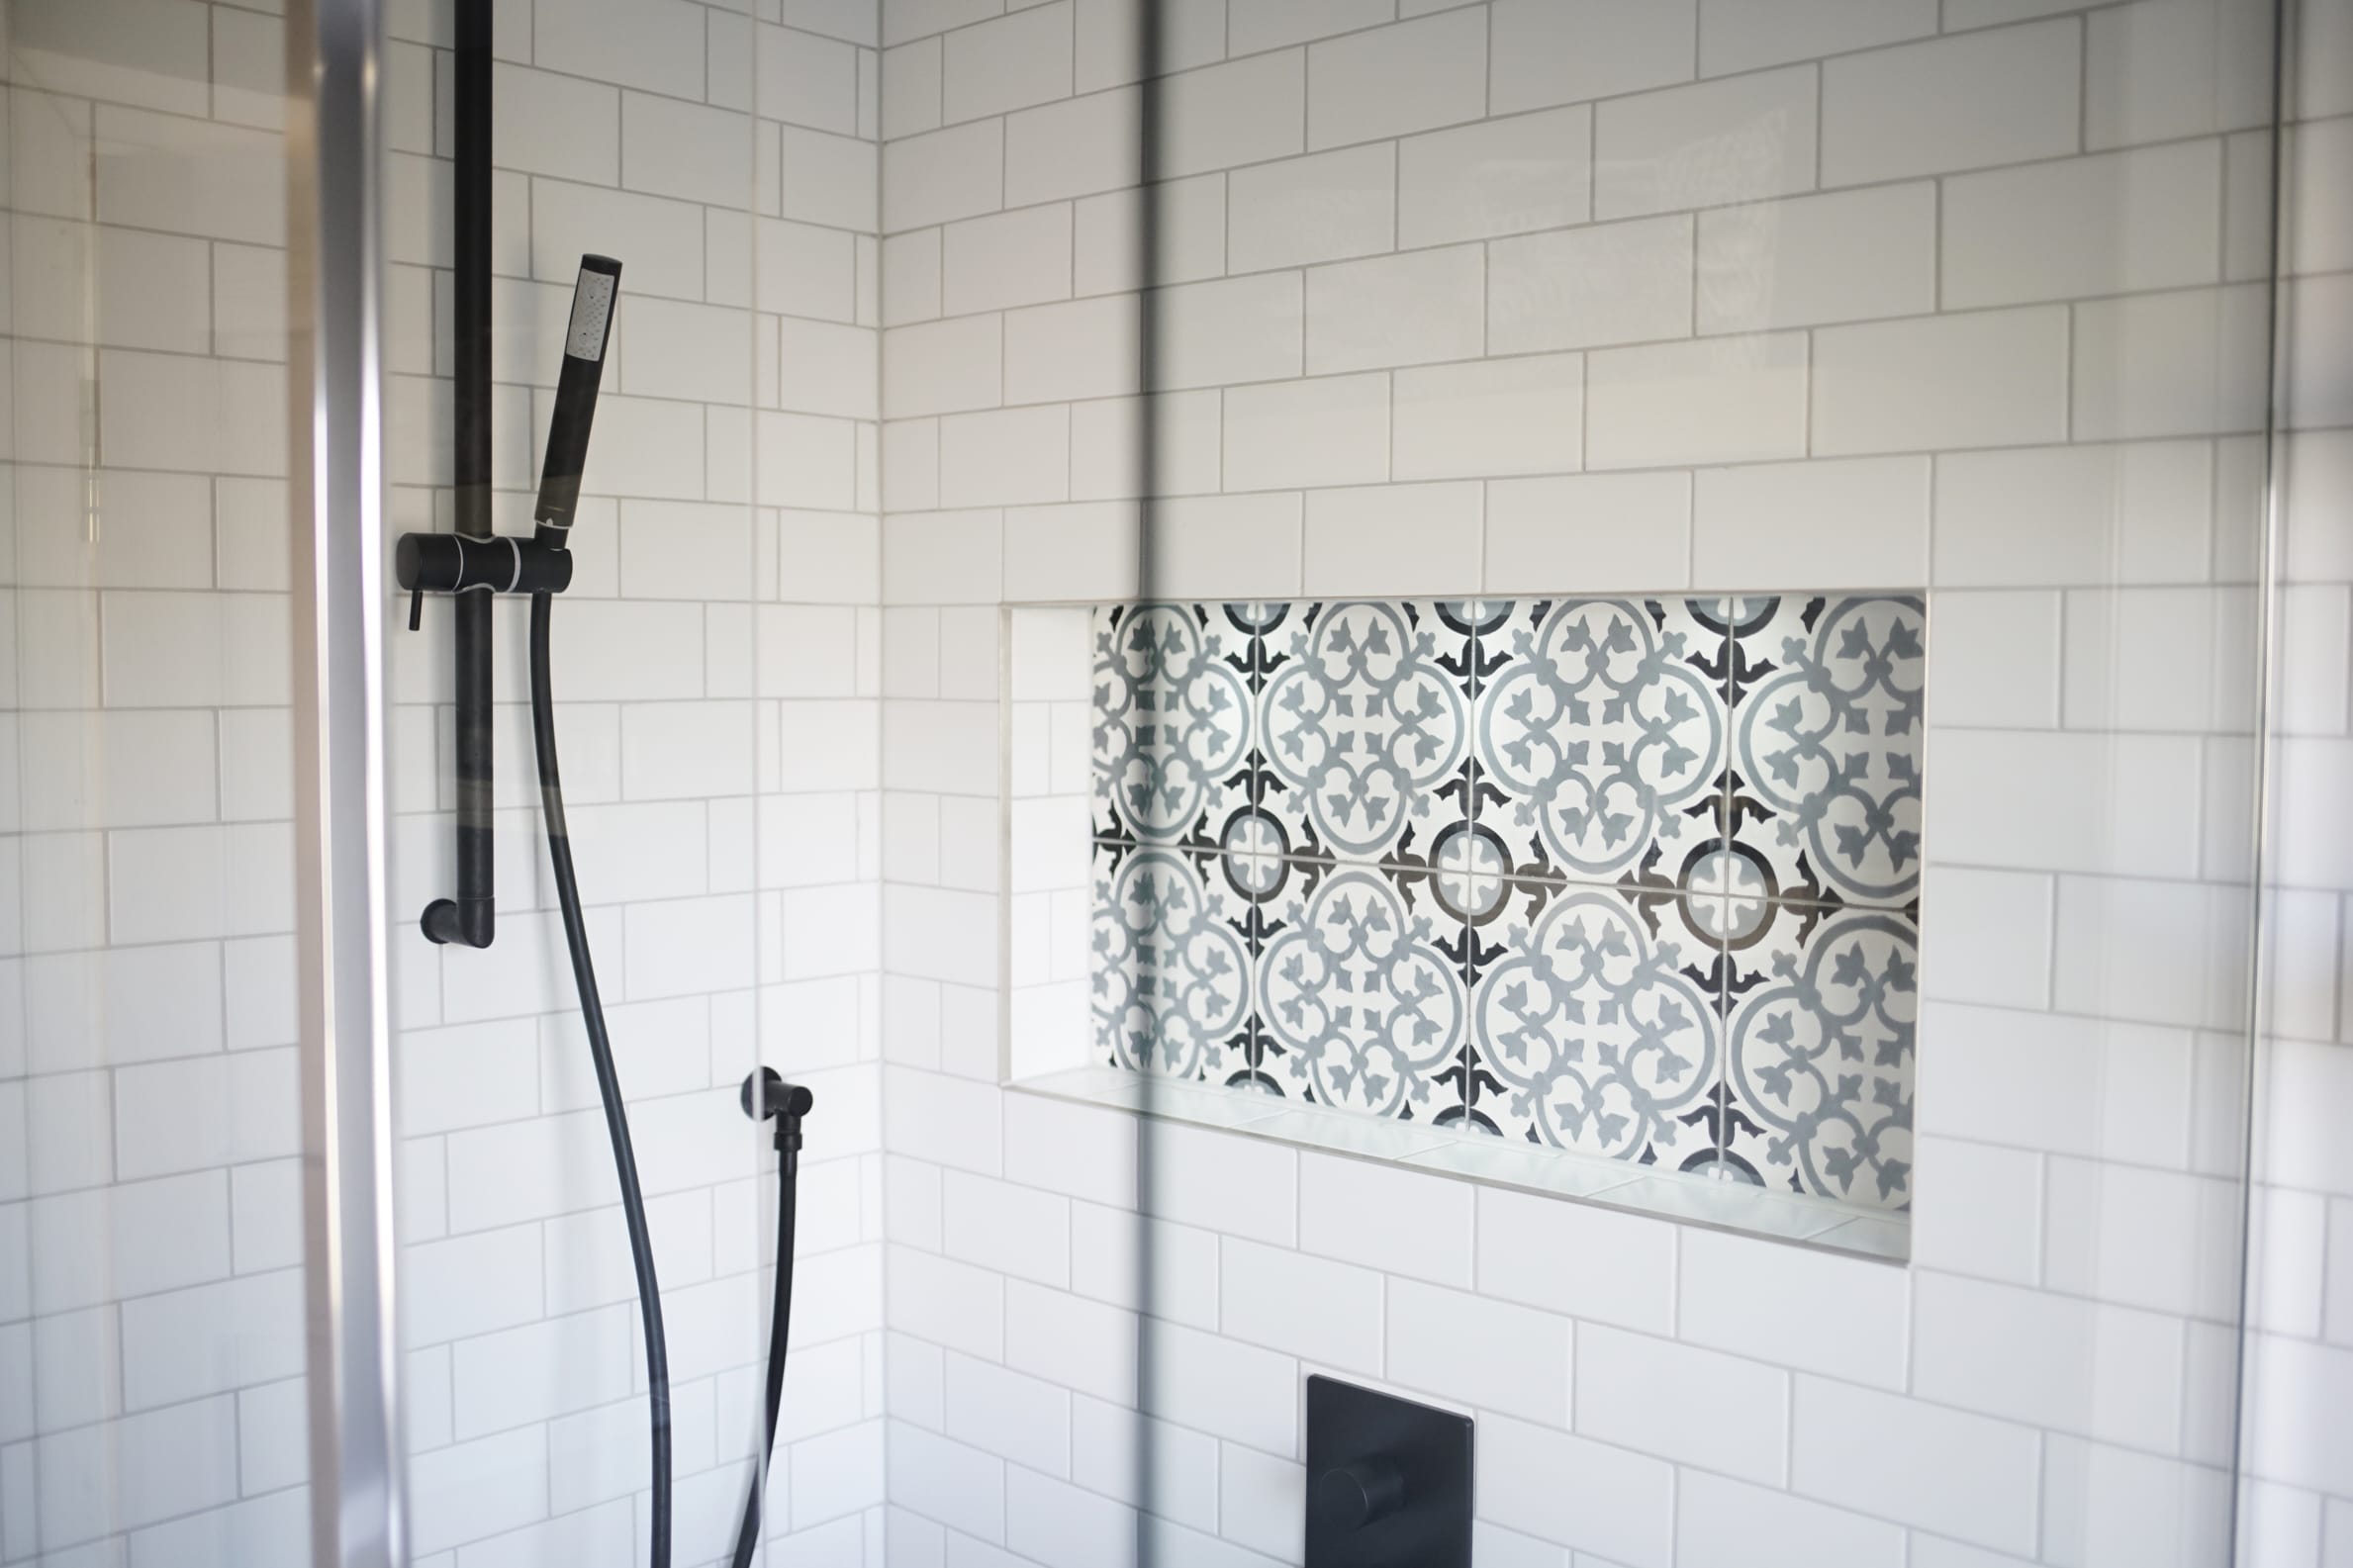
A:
[1086, 593, 1926, 1221]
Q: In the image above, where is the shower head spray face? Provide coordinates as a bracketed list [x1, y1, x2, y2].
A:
[535, 254, 622, 544]
[563, 255, 619, 363]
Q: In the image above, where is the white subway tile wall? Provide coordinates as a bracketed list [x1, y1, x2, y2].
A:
[877, 0, 2332, 1566]
[0, 0, 2342, 1564]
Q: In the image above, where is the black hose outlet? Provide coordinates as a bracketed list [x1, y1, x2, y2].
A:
[741, 1067, 813, 1153]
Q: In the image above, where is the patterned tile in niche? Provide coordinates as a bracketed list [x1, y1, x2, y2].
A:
[1719, 898, 1917, 1210]
[1089, 842, 1254, 1086]
[1256, 601, 1475, 870]
[1249, 857, 1470, 1124]
[1090, 603, 1255, 851]
[1462, 877, 1725, 1167]
[1470, 598, 1730, 890]
[1727, 595, 1925, 911]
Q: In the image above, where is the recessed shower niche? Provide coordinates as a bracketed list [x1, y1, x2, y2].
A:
[1008, 595, 1926, 1253]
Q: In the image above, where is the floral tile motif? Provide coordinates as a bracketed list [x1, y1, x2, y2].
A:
[1471, 598, 1731, 890]
[1720, 899, 1918, 1210]
[1257, 600, 1476, 870]
[1462, 879, 1724, 1166]
[1090, 603, 1255, 852]
[1087, 592, 1925, 1219]
[1249, 857, 1470, 1124]
[1727, 595, 1926, 912]
[1089, 842, 1253, 1085]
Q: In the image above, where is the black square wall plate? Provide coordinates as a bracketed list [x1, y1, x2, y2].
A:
[1304, 1375, 1473, 1568]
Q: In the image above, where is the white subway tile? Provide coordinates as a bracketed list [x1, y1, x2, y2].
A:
[534, 0, 707, 99]
[1138, 1318, 1296, 1455]
[2062, 586, 2259, 734]
[1302, 481, 1482, 595]
[1477, 1186, 1674, 1332]
[883, 37, 944, 138]
[1478, 1413, 1674, 1568]
[887, 1424, 1005, 1542]
[2085, 0, 2276, 149]
[1227, 143, 1395, 272]
[1586, 332, 1809, 468]
[1231, 0, 1390, 52]
[941, 1170, 1071, 1287]
[1073, 174, 1227, 294]
[1932, 440, 2215, 588]
[1147, 494, 1307, 598]
[885, 121, 1005, 233]
[1914, 1272, 2185, 1452]
[1485, 472, 1690, 592]
[2050, 875, 2251, 1038]
[1691, 455, 1929, 589]
[943, 1353, 1072, 1477]
[1945, 142, 2223, 312]
[1386, 1277, 1570, 1425]
[942, 2, 1074, 124]
[760, 22, 862, 133]
[1075, 0, 1226, 90]
[1393, 353, 1583, 481]
[1595, 66, 1819, 220]
[1813, 308, 2069, 455]
[1676, 1471, 1906, 1568]
[1308, 245, 1485, 373]
[1491, 0, 1696, 113]
[2072, 285, 2271, 443]
[1792, 1375, 2040, 1553]
[1490, 216, 1693, 353]
[1294, 1153, 1473, 1285]
[783, 127, 883, 233]
[621, 92, 752, 210]
[1701, 0, 1935, 74]
[938, 406, 1071, 507]
[942, 205, 1074, 316]
[1162, 52, 1305, 177]
[1003, 295, 1141, 405]
[1006, 1280, 1141, 1408]
[1929, 591, 2064, 728]
[1679, 1227, 1907, 1387]
[1576, 1324, 1788, 1484]
[883, 315, 1002, 418]
[1307, 8, 1487, 149]
[1698, 183, 1937, 332]
[1821, 21, 2082, 186]
[1154, 273, 1304, 390]
[1223, 372, 1389, 491]
[1220, 1238, 1382, 1373]
[1919, 867, 2053, 1008]
[1002, 82, 1144, 206]
[1398, 107, 1592, 248]
[1139, 1121, 1297, 1246]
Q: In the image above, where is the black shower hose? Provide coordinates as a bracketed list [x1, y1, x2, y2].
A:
[528, 590, 673, 1568]
[728, 1065, 805, 1568]
[531, 590, 807, 1568]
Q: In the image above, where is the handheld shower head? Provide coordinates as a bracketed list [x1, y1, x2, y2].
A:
[534, 253, 621, 546]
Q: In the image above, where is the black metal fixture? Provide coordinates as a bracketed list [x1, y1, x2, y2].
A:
[399, 7, 671, 1566]
[728, 1068, 814, 1568]
[1304, 1375, 1474, 1568]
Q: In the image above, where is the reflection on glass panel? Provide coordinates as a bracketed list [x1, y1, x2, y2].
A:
[1, 1, 308, 1562]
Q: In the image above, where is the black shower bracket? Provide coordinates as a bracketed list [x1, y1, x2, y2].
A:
[402, 0, 618, 950]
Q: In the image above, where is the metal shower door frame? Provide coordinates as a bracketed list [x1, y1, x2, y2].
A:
[287, 0, 409, 1562]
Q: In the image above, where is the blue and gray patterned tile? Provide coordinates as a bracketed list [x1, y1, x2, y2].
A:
[1719, 898, 1918, 1210]
[1090, 602, 1256, 853]
[1470, 597, 1732, 892]
[1089, 841, 1253, 1086]
[1461, 877, 1724, 1168]
[1257, 600, 1477, 871]
[1726, 595, 1926, 913]
[1250, 856, 1471, 1125]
